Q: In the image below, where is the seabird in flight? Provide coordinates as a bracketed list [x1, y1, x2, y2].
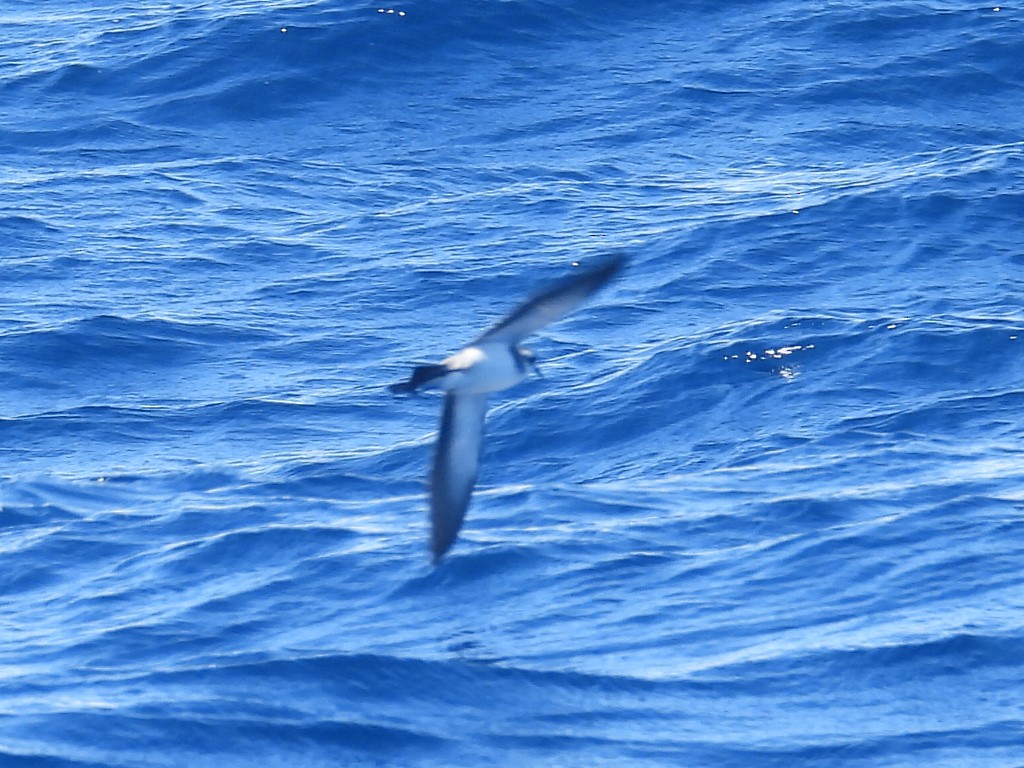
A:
[390, 255, 626, 562]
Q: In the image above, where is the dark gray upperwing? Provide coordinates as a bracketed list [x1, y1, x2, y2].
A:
[473, 255, 627, 345]
[430, 392, 488, 562]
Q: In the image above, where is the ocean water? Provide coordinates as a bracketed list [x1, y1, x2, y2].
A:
[3, 0, 1024, 765]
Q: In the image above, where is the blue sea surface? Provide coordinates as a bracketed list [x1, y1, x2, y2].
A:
[3, 1, 1024, 765]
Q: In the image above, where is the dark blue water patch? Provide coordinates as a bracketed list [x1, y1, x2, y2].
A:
[0, 407, 176, 454]
[26, 646, 995, 768]
[702, 731, 1023, 768]
[481, 313, 831, 474]
[1, 253, 91, 287]
[153, 522, 358, 585]
[0, 113, 165, 159]
[0, 524, 136, 598]
[705, 632, 1024, 691]
[829, 319, 1024, 399]
[834, 389, 1024, 444]
[411, 542, 543, 584]
[49, 62, 110, 96]
[818, 3, 997, 41]
[0, 751, 113, 768]
[0, 1, 825, 130]
[0, 555, 62, 595]
[265, 455, 422, 501]
[54, 655, 673, 765]
[0, 214, 62, 248]
[3, 0, 1024, 765]
[1, 475, 155, 518]
[4, 710, 449, 768]
[0, 502, 71, 530]
[106, 2, 583, 124]
[92, 466, 242, 496]
[0, 315, 274, 374]
[146, 650, 672, 704]
[60, 607, 271, 674]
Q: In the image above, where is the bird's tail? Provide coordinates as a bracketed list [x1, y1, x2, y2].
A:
[389, 364, 448, 395]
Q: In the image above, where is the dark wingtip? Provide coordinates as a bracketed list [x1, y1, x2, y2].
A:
[604, 252, 630, 268]
[430, 526, 456, 564]
[594, 253, 629, 280]
[390, 380, 416, 395]
[574, 253, 628, 291]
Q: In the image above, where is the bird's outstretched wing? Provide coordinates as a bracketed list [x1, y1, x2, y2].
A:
[473, 255, 626, 345]
[430, 392, 488, 562]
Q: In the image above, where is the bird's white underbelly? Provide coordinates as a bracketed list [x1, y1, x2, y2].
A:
[441, 344, 525, 394]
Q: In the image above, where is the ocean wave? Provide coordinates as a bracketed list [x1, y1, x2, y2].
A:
[5, 0, 1024, 765]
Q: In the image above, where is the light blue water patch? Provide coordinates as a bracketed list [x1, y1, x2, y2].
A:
[3, 1, 1024, 766]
